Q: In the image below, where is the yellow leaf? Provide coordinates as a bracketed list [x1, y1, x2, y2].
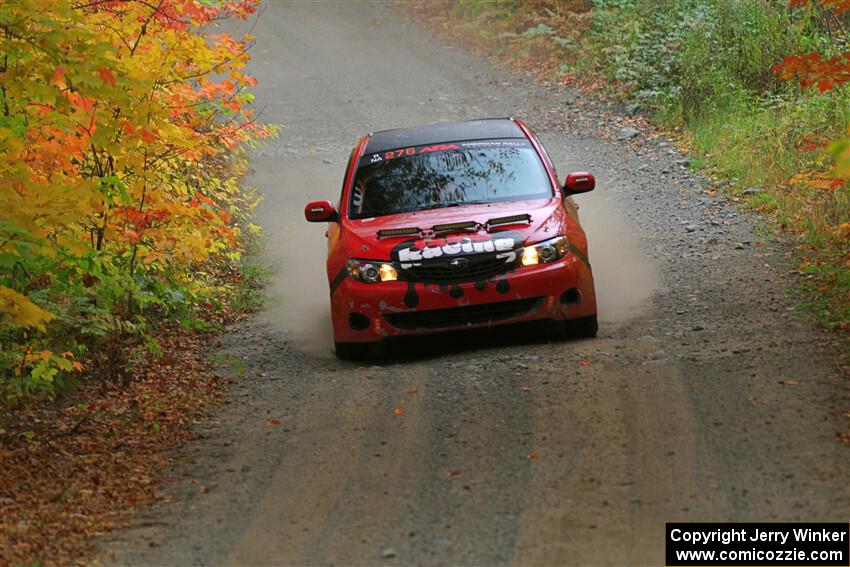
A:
[0, 286, 54, 332]
[24, 350, 53, 363]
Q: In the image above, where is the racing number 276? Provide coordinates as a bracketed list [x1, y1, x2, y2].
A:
[384, 147, 415, 160]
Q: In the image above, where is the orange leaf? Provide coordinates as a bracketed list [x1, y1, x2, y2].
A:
[268, 418, 281, 426]
[528, 451, 540, 460]
[448, 470, 462, 477]
[25, 350, 52, 362]
[393, 407, 404, 417]
[122, 228, 141, 244]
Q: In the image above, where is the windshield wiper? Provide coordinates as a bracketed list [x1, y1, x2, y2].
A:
[435, 201, 490, 209]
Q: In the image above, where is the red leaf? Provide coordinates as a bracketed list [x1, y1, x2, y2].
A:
[140, 129, 156, 144]
[818, 79, 835, 92]
[98, 67, 117, 86]
[579, 358, 590, 367]
[267, 418, 281, 426]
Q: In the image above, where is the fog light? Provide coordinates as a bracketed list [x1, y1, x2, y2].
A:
[348, 313, 370, 330]
[521, 246, 539, 266]
[560, 288, 581, 304]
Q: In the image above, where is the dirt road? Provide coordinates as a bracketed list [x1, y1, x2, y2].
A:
[104, 2, 850, 565]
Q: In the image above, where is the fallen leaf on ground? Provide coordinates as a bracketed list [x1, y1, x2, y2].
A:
[448, 470, 462, 477]
[393, 407, 404, 417]
[579, 358, 590, 367]
[0, 326, 226, 566]
[268, 418, 281, 426]
[528, 451, 540, 460]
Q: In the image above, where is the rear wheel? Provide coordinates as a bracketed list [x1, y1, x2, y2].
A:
[564, 314, 598, 339]
[334, 341, 370, 361]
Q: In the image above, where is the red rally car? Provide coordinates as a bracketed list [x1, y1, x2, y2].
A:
[304, 118, 598, 359]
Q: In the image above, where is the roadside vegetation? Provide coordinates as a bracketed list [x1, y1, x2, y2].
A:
[0, 0, 270, 563]
[408, 0, 850, 337]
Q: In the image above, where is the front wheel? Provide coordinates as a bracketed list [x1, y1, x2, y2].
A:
[564, 314, 598, 339]
[334, 341, 370, 361]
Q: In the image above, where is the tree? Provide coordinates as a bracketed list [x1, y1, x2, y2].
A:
[0, 0, 271, 393]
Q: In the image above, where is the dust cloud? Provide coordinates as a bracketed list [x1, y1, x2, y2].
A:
[538, 132, 658, 324]
[252, 158, 337, 357]
[251, 152, 657, 357]
[578, 194, 658, 323]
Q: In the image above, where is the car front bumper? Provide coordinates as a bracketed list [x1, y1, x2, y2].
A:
[330, 253, 596, 343]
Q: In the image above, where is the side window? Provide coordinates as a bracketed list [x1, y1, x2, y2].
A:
[536, 139, 559, 181]
[522, 122, 559, 184]
[339, 147, 356, 210]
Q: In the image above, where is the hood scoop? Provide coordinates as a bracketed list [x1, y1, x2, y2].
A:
[377, 226, 422, 239]
[485, 213, 531, 229]
[431, 221, 478, 235]
[377, 214, 532, 239]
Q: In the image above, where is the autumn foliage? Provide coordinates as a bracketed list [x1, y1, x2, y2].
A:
[0, 0, 271, 394]
[770, 0, 850, 328]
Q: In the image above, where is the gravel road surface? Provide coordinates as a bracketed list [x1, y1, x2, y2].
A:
[102, 2, 850, 565]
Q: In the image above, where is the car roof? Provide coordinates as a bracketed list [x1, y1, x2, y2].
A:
[365, 118, 525, 154]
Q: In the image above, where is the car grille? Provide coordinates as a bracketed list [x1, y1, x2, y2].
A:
[400, 253, 517, 285]
[383, 297, 544, 331]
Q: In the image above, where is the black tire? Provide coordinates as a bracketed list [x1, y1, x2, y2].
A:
[564, 314, 598, 339]
[334, 341, 370, 361]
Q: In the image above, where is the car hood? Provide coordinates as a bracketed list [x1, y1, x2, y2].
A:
[342, 198, 565, 260]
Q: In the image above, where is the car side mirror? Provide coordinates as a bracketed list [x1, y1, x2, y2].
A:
[563, 172, 595, 195]
[304, 200, 339, 222]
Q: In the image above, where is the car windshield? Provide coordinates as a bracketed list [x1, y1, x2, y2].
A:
[349, 139, 552, 219]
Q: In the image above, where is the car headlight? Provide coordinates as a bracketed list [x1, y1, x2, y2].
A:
[346, 260, 398, 283]
[520, 236, 569, 266]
